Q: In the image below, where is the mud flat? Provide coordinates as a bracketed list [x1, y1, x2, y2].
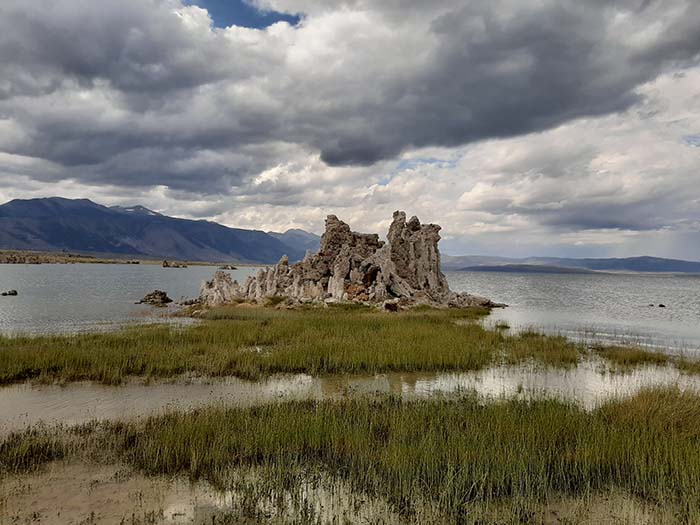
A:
[0, 461, 678, 525]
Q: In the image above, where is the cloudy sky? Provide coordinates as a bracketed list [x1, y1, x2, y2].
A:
[1, 0, 699, 258]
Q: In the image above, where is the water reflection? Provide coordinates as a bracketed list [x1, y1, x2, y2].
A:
[2, 360, 697, 434]
[0, 462, 419, 524]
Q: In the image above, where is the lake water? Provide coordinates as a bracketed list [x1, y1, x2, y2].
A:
[1, 264, 700, 352]
[447, 271, 700, 352]
[0, 264, 258, 335]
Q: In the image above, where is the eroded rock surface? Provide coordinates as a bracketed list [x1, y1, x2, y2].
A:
[162, 260, 188, 268]
[200, 212, 502, 309]
[137, 290, 173, 306]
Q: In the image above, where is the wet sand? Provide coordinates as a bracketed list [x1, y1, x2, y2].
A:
[0, 461, 678, 525]
[0, 461, 407, 525]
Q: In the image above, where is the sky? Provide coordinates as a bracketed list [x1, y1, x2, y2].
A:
[183, 0, 299, 29]
[0, 0, 699, 258]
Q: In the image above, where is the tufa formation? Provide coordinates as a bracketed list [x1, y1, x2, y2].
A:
[137, 290, 173, 306]
[200, 211, 502, 310]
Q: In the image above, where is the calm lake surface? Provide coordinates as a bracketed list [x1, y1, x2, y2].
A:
[448, 271, 700, 352]
[0, 264, 258, 335]
[1, 264, 700, 352]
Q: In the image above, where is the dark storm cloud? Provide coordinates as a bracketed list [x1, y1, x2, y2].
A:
[0, 0, 238, 97]
[536, 200, 674, 232]
[0, 0, 699, 202]
[312, 0, 700, 165]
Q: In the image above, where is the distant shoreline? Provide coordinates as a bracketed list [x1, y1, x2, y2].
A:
[453, 264, 700, 276]
[457, 264, 600, 275]
[0, 249, 258, 267]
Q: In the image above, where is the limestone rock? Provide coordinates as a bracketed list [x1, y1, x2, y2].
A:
[137, 290, 173, 306]
[383, 299, 400, 312]
[162, 260, 188, 268]
[200, 271, 243, 306]
[200, 212, 504, 310]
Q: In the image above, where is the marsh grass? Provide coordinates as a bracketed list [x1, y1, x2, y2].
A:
[0, 425, 68, 472]
[2, 388, 700, 522]
[594, 345, 700, 375]
[595, 345, 671, 368]
[0, 306, 581, 386]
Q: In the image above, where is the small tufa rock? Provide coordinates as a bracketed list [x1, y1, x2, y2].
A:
[200, 271, 243, 307]
[162, 260, 188, 268]
[1, 290, 18, 296]
[178, 298, 201, 306]
[137, 290, 173, 306]
[200, 211, 505, 310]
[383, 299, 400, 312]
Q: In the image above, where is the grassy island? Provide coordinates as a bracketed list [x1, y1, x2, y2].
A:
[0, 305, 584, 386]
[1, 304, 698, 387]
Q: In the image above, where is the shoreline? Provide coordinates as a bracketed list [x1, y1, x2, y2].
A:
[0, 249, 262, 267]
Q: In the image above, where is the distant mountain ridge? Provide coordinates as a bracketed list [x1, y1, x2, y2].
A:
[443, 254, 700, 274]
[0, 197, 316, 264]
[268, 229, 321, 255]
[5, 197, 697, 272]
[459, 264, 599, 274]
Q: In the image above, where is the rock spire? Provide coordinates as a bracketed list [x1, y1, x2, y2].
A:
[200, 211, 500, 309]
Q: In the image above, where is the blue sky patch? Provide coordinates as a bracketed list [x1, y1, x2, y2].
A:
[186, 0, 300, 29]
[374, 156, 462, 186]
[396, 157, 460, 172]
[683, 135, 700, 147]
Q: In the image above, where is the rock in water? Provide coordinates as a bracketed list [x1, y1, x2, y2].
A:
[200, 211, 504, 309]
[138, 290, 173, 306]
[163, 260, 188, 268]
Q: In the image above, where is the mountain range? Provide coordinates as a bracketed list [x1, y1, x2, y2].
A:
[0, 197, 320, 264]
[268, 229, 321, 255]
[2, 197, 699, 272]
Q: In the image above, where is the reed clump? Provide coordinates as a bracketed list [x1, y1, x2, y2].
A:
[0, 306, 581, 385]
[595, 345, 671, 368]
[594, 345, 700, 375]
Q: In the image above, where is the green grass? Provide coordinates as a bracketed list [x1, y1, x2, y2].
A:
[594, 345, 671, 368]
[0, 306, 582, 386]
[2, 388, 700, 522]
[594, 345, 700, 375]
[2, 303, 693, 387]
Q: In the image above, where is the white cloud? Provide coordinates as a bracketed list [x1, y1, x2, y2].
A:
[0, 0, 699, 258]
